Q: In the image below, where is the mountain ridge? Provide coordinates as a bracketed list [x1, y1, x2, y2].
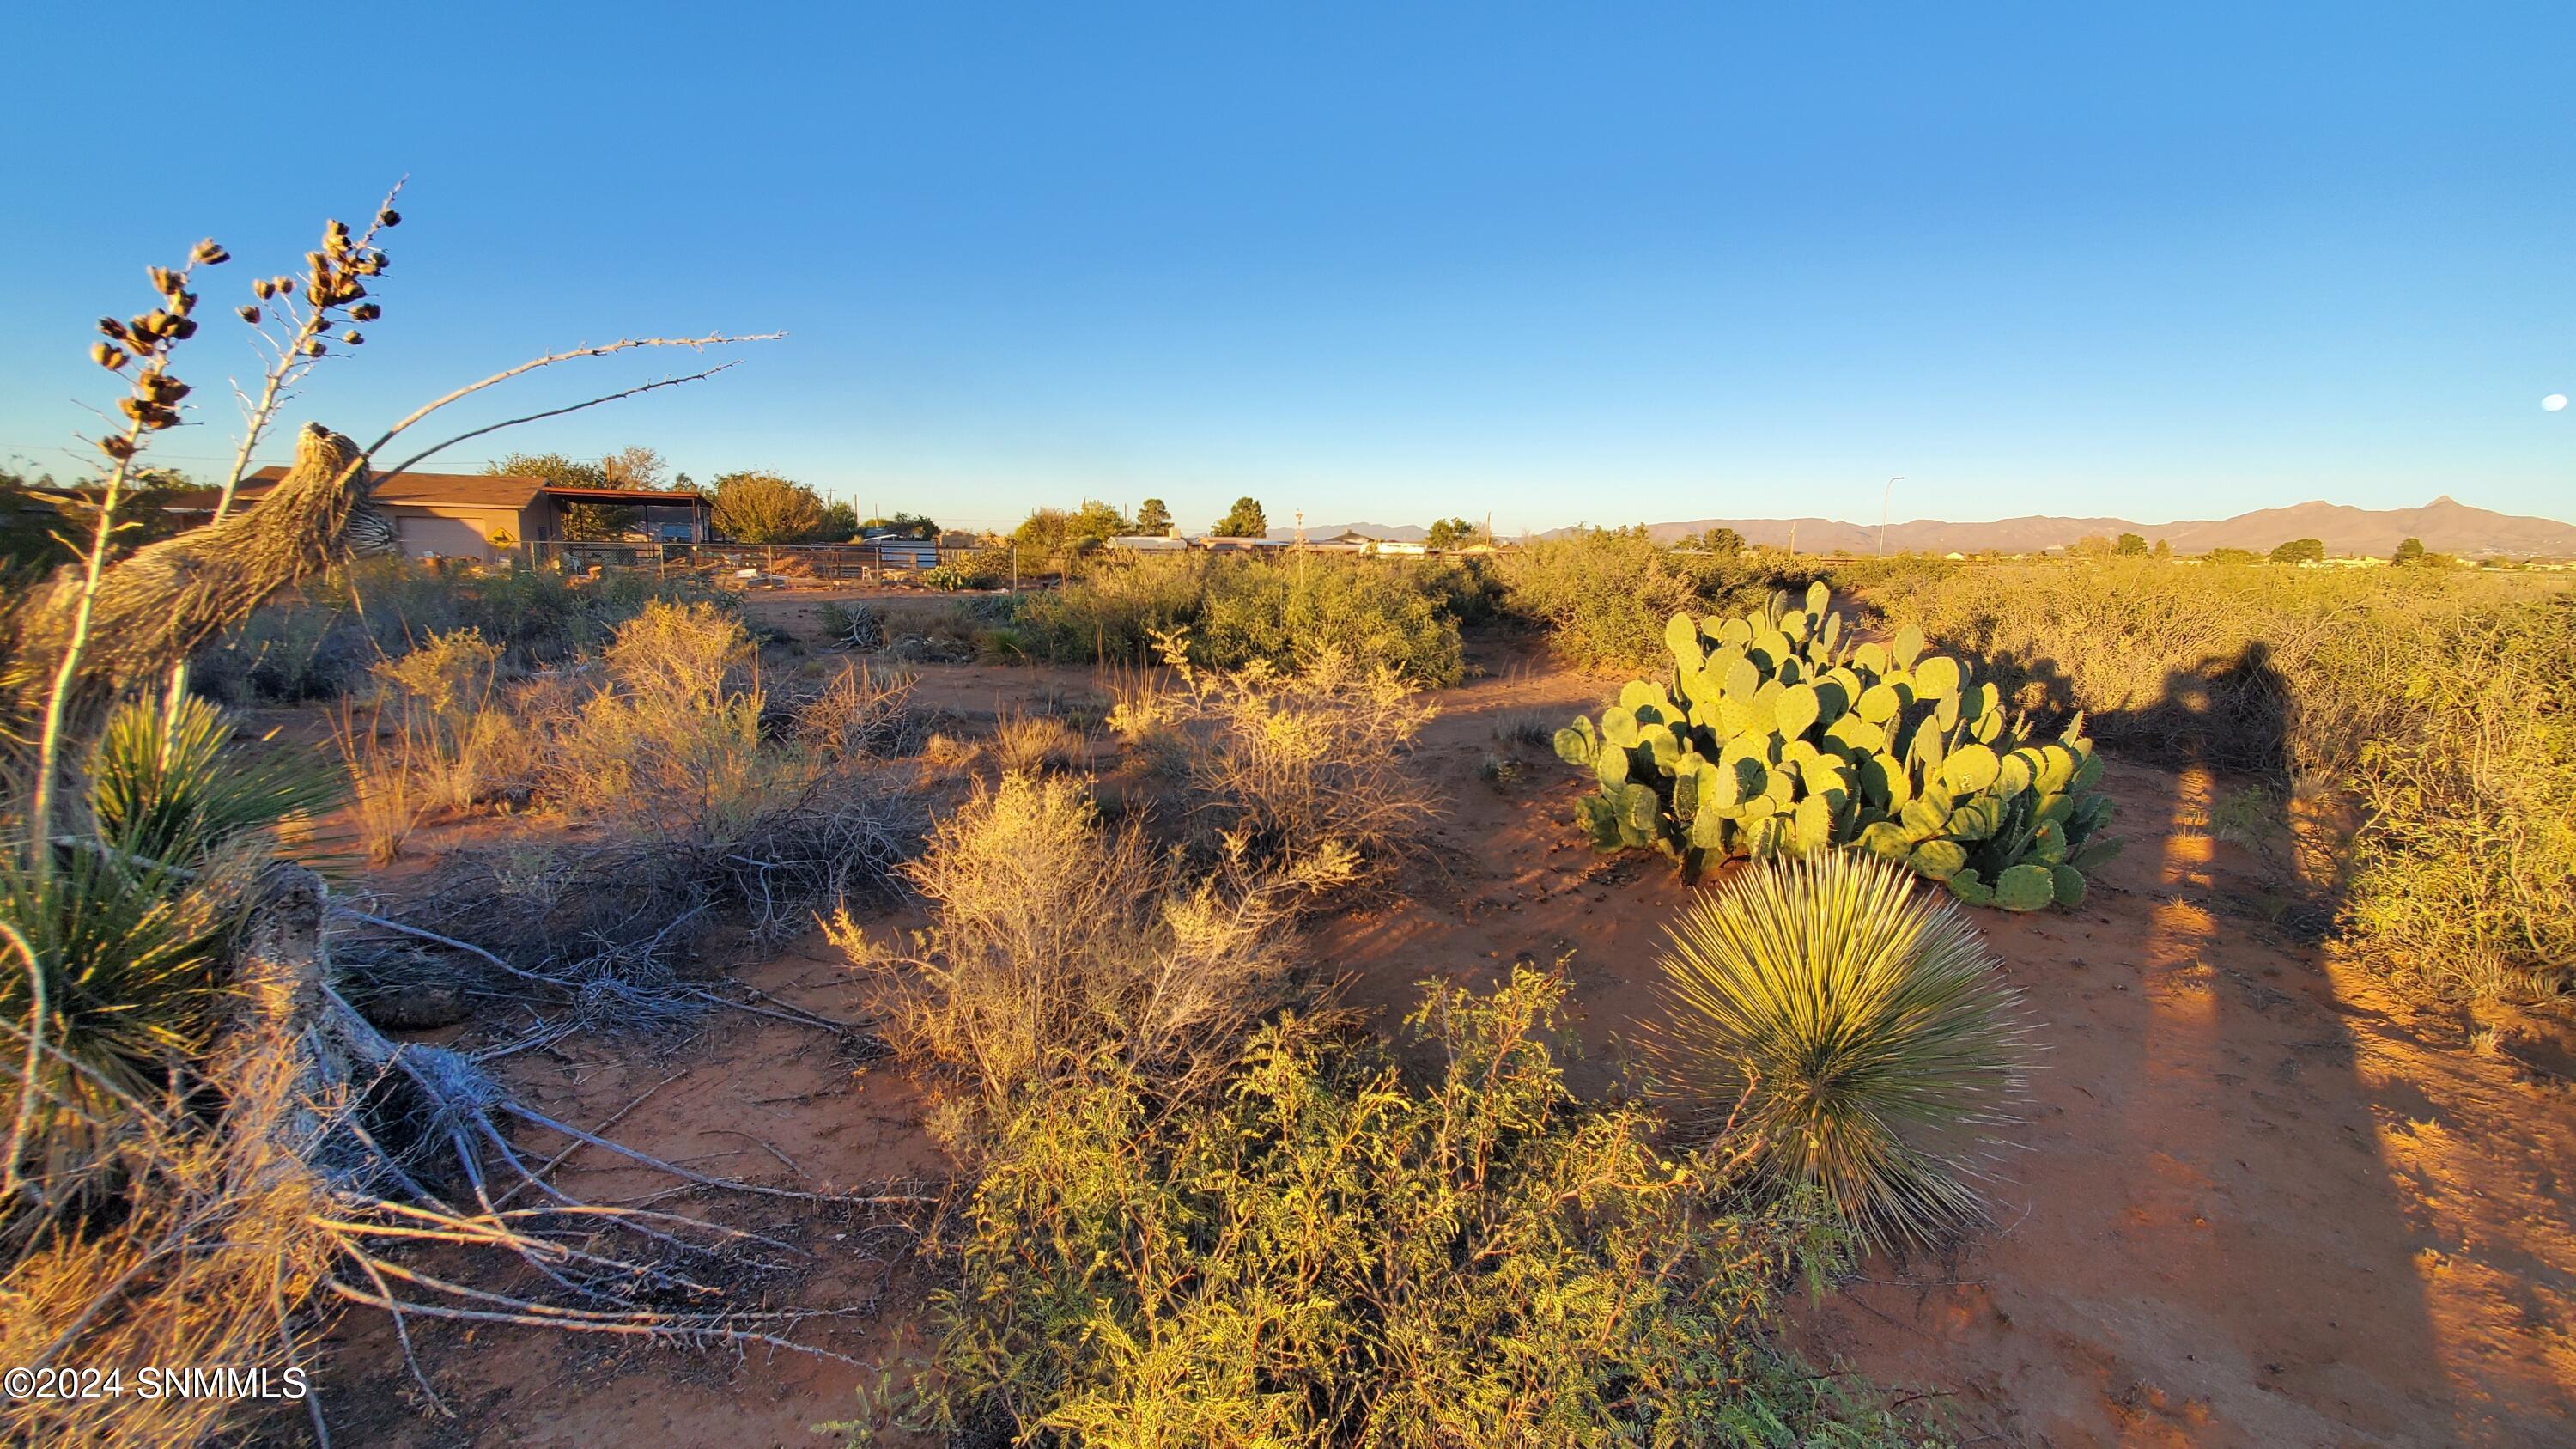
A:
[1530, 496, 2576, 557]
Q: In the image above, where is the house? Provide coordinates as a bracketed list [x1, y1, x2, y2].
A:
[173, 469, 714, 562]
[1107, 534, 1190, 551]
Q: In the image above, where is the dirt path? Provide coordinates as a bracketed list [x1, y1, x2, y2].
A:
[1321, 657, 2576, 1447]
[314, 644, 2576, 1446]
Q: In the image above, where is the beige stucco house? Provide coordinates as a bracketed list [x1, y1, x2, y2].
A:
[183, 469, 712, 563]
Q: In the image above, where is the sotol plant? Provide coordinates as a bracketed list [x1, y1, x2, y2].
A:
[1553, 581, 2120, 910]
[1651, 851, 2033, 1251]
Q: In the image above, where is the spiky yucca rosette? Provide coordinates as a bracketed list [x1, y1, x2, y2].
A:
[1649, 850, 2034, 1251]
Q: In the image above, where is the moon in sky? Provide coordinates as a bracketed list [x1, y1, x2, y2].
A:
[2548, 393, 2570, 411]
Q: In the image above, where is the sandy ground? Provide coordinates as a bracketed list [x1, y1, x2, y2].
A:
[300, 634, 2576, 1447]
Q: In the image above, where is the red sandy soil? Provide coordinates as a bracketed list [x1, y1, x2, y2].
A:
[301, 636, 2576, 1448]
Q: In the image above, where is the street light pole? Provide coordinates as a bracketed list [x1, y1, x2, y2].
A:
[1880, 476, 1905, 558]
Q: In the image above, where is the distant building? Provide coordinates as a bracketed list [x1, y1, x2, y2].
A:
[168, 468, 712, 563]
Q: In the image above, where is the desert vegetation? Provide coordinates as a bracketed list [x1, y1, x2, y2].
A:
[5, 183, 2570, 1449]
[1550, 582, 2119, 910]
[1856, 559, 2575, 997]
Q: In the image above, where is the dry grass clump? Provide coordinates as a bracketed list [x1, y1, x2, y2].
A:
[789, 660, 924, 758]
[833, 771, 1350, 1119]
[990, 709, 1085, 775]
[370, 626, 533, 812]
[1108, 629, 1437, 868]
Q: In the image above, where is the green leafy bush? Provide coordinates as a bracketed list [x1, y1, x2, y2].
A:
[1017, 553, 1467, 684]
[1652, 853, 2032, 1251]
[844, 969, 1917, 1447]
[1553, 583, 2118, 910]
[1195, 553, 1463, 686]
[921, 550, 1006, 591]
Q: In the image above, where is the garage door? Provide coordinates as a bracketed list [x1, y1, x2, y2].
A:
[394, 514, 489, 561]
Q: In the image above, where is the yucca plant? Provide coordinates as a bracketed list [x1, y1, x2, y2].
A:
[88, 692, 341, 867]
[1649, 850, 2032, 1251]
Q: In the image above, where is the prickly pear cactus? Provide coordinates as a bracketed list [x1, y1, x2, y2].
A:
[1555, 582, 2120, 908]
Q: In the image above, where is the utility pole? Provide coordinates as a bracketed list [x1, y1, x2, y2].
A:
[1880, 477, 1905, 558]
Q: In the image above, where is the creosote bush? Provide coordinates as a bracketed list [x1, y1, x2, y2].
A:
[1651, 852, 2032, 1252]
[838, 969, 1918, 1447]
[1015, 551, 1468, 685]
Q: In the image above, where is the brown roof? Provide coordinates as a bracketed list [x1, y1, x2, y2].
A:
[246, 466, 544, 510]
[537, 486, 710, 507]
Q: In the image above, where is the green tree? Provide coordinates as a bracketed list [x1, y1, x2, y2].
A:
[2269, 538, 2325, 565]
[1424, 517, 1481, 549]
[598, 444, 668, 490]
[1133, 497, 1172, 536]
[2113, 533, 2148, 557]
[709, 470, 829, 543]
[2151, 539, 2172, 561]
[860, 511, 939, 540]
[1012, 501, 1133, 562]
[1212, 496, 1267, 539]
[818, 500, 860, 542]
[1674, 527, 1744, 554]
[2391, 536, 2427, 566]
[489, 450, 634, 539]
[2206, 547, 2261, 565]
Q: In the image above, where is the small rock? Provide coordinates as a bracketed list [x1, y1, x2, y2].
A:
[355, 983, 469, 1031]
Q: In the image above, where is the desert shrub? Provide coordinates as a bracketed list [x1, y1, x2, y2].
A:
[790, 661, 924, 759]
[1016, 553, 1467, 683]
[1860, 559, 2539, 779]
[1013, 551, 1211, 661]
[1196, 553, 1464, 686]
[990, 709, 1084, 775]
[1492, 529, 1767, 671]
[1111, 630, 1438, 868]
[835, 772, 1349, 1115]
[368, 627, 533, 812]
[1651, 853, 2032, 1252]
[2343, 592, 2576, 995]
[1863, 561, 2575, 996]
[844, 969, 1914, 1447]
[817, 599, 887, 650]
[921, 549, 1007, 591]
[536, 600, 777, 831]
[189, 558, 726, 703]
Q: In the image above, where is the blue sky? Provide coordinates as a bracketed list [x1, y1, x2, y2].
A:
[3, 3, 2571, 533]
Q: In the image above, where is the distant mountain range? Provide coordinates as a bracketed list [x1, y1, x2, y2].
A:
[1518, 496, 2576, 558]
[1266, 521, 1430, 542]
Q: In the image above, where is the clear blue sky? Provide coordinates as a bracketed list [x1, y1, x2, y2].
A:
[4, 3, 2571, 534]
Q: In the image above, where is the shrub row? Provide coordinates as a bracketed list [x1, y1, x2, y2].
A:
[1862, 560, 2574, 995]
[1011, 551, 1473, 685]
[189, 558, 725, 703]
